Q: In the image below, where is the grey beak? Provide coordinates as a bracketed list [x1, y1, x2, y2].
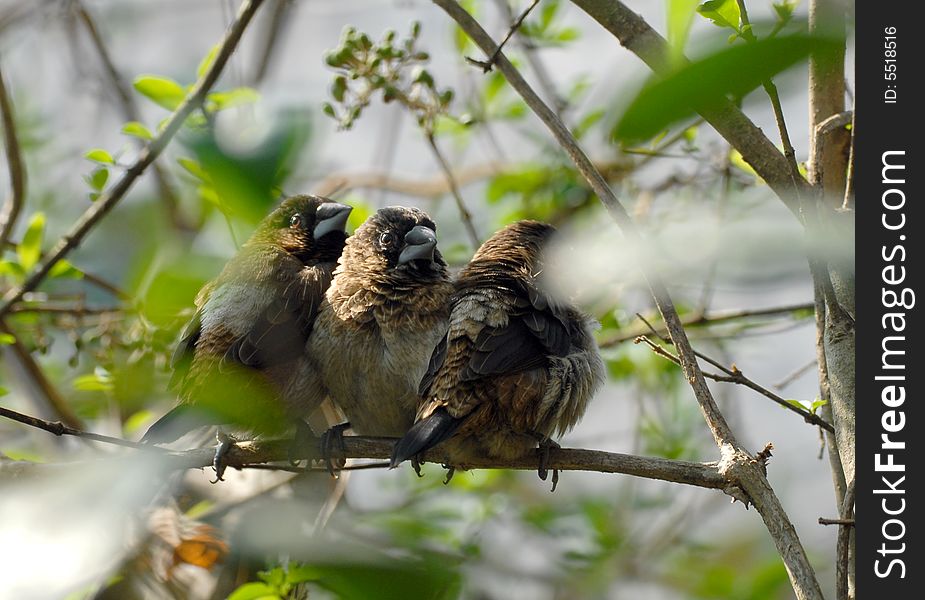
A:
[313, 202, 353, 239]
[398, 225, 438, 265]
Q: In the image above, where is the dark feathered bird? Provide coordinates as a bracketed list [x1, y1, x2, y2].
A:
[390, 220, 605, 489]
[306, 206, 453, 439]
[142, 195, 352, 455]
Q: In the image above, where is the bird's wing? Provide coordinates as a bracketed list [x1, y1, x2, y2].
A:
[168, 301, 206, 393]
[462, 280, 570, 381]
[418, 331, 449, 396]
[225, 263, 335, 369]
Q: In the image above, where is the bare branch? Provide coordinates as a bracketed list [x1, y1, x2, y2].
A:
[634, 335, 834, 433]
[466, 0, 540, 73]
[0, 0, 267, 318]
[72, 0, 196, 232]
[569, 0, 811, 216]
[598, 302, 814, 347]
[424, 132, 480, 248]
[0, 58, 26, 248]
[0, 405, 730, 492]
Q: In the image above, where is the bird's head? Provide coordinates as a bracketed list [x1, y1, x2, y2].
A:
[253, 195, 352, 263]
[468, 220, 557, 275]
[341, 206, 447, 283]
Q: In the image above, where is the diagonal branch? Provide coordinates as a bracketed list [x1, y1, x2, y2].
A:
[433, 3, 823, 598]
[0, 58, 26, 248]
[569, 0, 812, 216]
[0, 0, 266, 318]
[71, 0, 196, 232]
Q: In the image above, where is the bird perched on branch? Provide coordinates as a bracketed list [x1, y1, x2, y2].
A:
[307, 206, 453, 446]
[142, 195, 352, 479]
[390, 220, 605, 490]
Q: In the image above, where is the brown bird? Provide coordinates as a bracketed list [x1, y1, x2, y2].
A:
[390, 220, 605, 489]
[306, 206, 453, 443]
[142, 195, 352, 477]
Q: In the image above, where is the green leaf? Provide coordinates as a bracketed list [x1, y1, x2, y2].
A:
[227, 583, 280, 600]
[207, 87, 260, 111]
[177, 157, 209, 182]
[85, 167, 110, 192]
[0, 259, 26, 279]
[133, 75, 187, 110]
[612, 34, 833, 143]
[49, 259, 84, 280]
[197, 44, 221, 79]
[697, 0, 741, 30]
[17, 212, 45, 270]
[0, 385, 8, 396]
[667, 0, 699, 59]
[0, 333, 16, 345]
[84, 149, 115, 165]
[73, 367, 114, 392]
[810, 398, 828, 414]
[121, 121, 153, 141]
[730, 149, 761, 182]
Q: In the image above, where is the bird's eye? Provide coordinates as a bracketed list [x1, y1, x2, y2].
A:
[379, 231, 396, 247]
[289, 214, 303, 229]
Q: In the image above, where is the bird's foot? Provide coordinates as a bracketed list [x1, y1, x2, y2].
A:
[321, 422, 351, 477]
[211, 431, 237, 483]
[288, 419, 315, 466]
[411, 455, 424, 478]
[442, 464, 456, 485]
[536, 438, 561, 492]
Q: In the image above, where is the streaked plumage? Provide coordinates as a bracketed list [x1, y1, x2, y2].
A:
[391, 221, 604, 485]
[306, 206, 453, 437]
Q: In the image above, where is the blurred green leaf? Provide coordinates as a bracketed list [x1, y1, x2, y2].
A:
[197, 44, 221, 79]
[177, 157, 209, 182]
[697, 0, 741, 30]
[207, 87, 260, 111]
[667, 0, 699, 58]
[49, 259, 84, 280]
[85, 167, 110, 192]
[612, 34, 833, 143]
[84, 149, 115, 165]
[0, 259, 26, 279]
[0, 333, 15, 345]
[133, 75, 187, 110]
[17, 212, 45, 271]
[121, 121, 154, 140]
[73, 367, 114, 392]
[227, 582, 279, 600]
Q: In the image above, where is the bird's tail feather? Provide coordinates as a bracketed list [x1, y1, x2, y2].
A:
[390, 407, 462, 468]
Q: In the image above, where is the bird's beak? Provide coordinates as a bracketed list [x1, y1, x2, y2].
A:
[313, 202, 353, 238]
[398, 225, 438, 265]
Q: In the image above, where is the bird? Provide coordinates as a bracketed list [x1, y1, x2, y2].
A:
[306, 206, 454, 447]
[390, 220, 605, 490]
[141, 195, 352, 479]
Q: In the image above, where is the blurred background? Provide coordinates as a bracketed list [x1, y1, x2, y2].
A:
[0, 0, 852, 598]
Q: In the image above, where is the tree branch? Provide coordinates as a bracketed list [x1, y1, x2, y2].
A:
[434, 3, 823, 596]
[0, 405, 730, 491]
[598, 302, 814, 347]
[72, 0, 196, 232]
[424, 132, 480, 248]
[0, 58, 26, 248]
[568, 0, 811, 216]
[0, 0, 266, 318]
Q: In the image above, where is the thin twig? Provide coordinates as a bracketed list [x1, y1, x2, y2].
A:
[0, 405, 160, 450]
[0, 405, 731, 491]
[425, 132, 480, 248]
[818, 517, 854, 526]
[465, 0, 540, 73]
[735, 0, 802, 182]
[598, 302, 814, 347]
[836, 481, 855, 600]
[0, 58, 26, 248]
[634, 334, 834, 433]
[72, 0, 195, 232]
[251, 0, 294, 85]
[0, 321, 84, 429]
[774, 358, 818, 390]
[0, 0, 266, 318]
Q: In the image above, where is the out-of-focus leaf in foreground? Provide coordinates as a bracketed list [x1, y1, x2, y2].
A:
[612, 34, 836, 143]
